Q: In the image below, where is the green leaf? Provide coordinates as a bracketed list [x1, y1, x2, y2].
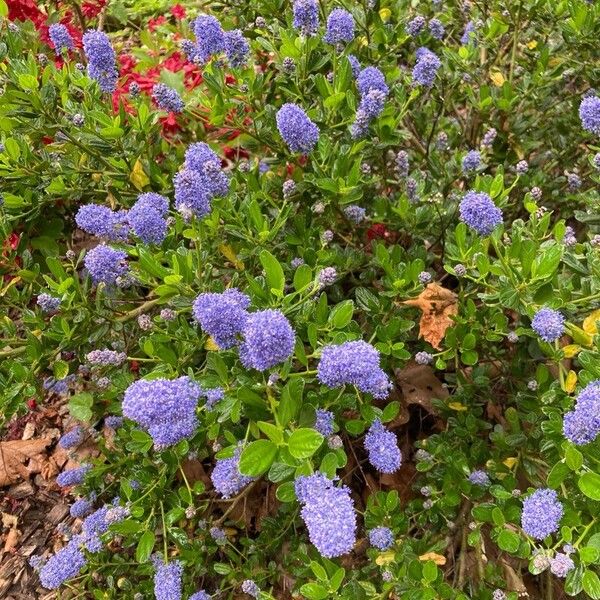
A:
[299, 583, 329, 600]
[239, 440, 278, 476]
[68, 392, 94, 422]
[276, 481, 296, 502]
[288, 428, 324, 459]
[135, 530, 155, 563]
[257, 421, 284, 445]
[547, 461, 570, 488]
[329, 300, 354, 329]
[279, 378, 304, 426]
[259, 250, 285, 295]
[497, 529, 520, 553]
[565, 445, 583, 471]
[213, 563, 231, 575]
[578, 472, 600, 501]
[583, 570, 600, 600]
[53, 360, 69, 380]
[293, 264, 312, 292]
[422, 560, 437, 583]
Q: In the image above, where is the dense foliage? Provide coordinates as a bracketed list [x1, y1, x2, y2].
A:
[1, 0, 600, 598]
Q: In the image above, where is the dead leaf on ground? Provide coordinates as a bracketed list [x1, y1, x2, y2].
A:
[419, 552, 447, 565]
[403, 283, 458, 349]
[180, 459, 211, 487]
[0, 439, 51, 487]
[395, 362, 449, 414]
[2, 527, 20, 554]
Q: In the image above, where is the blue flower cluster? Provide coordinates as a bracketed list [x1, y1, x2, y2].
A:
[276, 103, 320, 154]
[75, 204, 130, 241]
[294, 473, 356, 557]
[82, 30, 118, 93]
[293, 0, 319, 36]
[579, 95, 600, 135]
[39, 537, 87, 589]
[461, 21, 477, 45]
[154, 560, 183, 600]
[56, 464, 91, 487]
[152, 83, 185, 114]
[193, 15, 225, 62]
[122, 377, 201, 448]
[468, 470, 490, 486]
[86, 348, 126, 365]
[173, 169, 211, 219]
[459, 191, 503, 235]
[70, 498, 94, 519]
[429, 18, 445, 40]
[193, 288, 250, 349]
[127, 192, 169, 244]
[531, 307, 565, 342]
[59, 426, 84, 449]
[189, 591, 211, 600]
[211, 447, 255, 498]
[239, 309, 295, 371]
[241, 580, 260, 598]
[351, 66, 389, 137]
[563, 380, 600, 445]
[314, 408, 335, 436]
[521, 488, 563, 540]
[84, 245, 129, 286]
[324, 9, 355, 45]
[224, 29, 250, 67]
[37, 293, 61, 313]
[364, 419, 402, 473]
[368, 526, 394, 550]
[412, 47, 441, 87]
[48, 24, 74, 54]
[406, 16, 426, 37]
[184, 142, 230, 197]
[462, 149, 481, 173]
[317, 340, 390, 398]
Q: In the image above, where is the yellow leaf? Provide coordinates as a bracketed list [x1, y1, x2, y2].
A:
[375, 550, 396, 566]
[448, 402, 467, 411]
[562, 344, 581, 358]
[219, 244, 244, 270]
[503, 457, 518, 469]
[379, 8, 391, 21]
[0, 276, 21, 296]
[204, 337, 220, 351]
[419, 552, 446, 566]
[583, 309, 600, 335]
[564, 370, 577, 393]
[130, 159, 149, 191]
[92, 172, 102, 183]
[490, 71, 505, 87]
[566, 323, 593, 347]
[527, 40, 538, 49]
[357, 35, 368, 47]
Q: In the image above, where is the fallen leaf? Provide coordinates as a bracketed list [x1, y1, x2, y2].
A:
[419, 552, 446, 566]
[0, 439, 51, 487]
[3, 527, 19, 553]
[403, 283, 458, 350]
[395, 362, 450, 415]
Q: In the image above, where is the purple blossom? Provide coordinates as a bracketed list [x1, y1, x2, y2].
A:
[406, 15, 426, 36]
[368, 526, 394, 550]
[516, 159, 529, 175]
[154, 560, 183, 600]
[415, 351, 433, 365]
[348, 54, 361, 78]
[239, 309, 295, 371]
[395, 150, 409, 177]
[343, 204, 366, 223]
[204, 387, 225, 410]
[531, 307, 565, 343]
[460, 21, 476, 45]
[324, 9, 355, 44]
[291, 257, 304, 268]
[48, 24, 74, 54]
[86, 348, 126, 366]
[579, 95, 600, 135]
[39, 538, 87, 589]
[241, 580, 260, 598]
[314, 409, 335, 436]
[56, 464, 91, 487]
[318, 340, 391, 399]
[127, 192, 169, 244]
[412, 47, 441, 87]
[357, 66, 389, 97]
[462, 150, 481, 173]
[550, 553, 574, 578]
[84, 245, 128, 286]
[292, 0, 319, 36]
[481, 128, 497, 148]
[192, 288, 250, 349]
[59, 427, 84, 449]
[521, 488, 563, 540]
[318, 267, 337, 286]
[70, 498, 94, 519]
[152, 83, 185, 113]
[193, 15, 225, 62]
[37, 293, 61, 313]
[459, 191, 503, 235]
[174, 169, 212, 219]
[468, 470, 490, 486]
[184, 142, 229, 198]
[211, 447, 255, 498]
[75, 204, 130, 241]
[189, 592, 211, 600]
[428, 18, 445, 39]
[224, 30, 249, 67]
[563, 380, 600, 445]
[123, 377, 201, 448]
[294, 473, 357, 557]
[364, 419, 402, 473]
[276, 103, 320, 154]
[82, 30, 118, 93]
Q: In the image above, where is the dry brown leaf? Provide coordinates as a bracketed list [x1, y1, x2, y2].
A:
[0, 439, 51, 487]
[395, 362, 449, 414]
[403, 283, 458, 349]
[3, 527, 20, 554]
[419, 552, 447, 565]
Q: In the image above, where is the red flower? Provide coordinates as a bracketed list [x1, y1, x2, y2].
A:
[148, 15, 167, 31]
[8, 0, 45, 27]
[129, 360, 139, 373]
[159, 113, 181, 136]
[7, 232, 21, 251]
[81, 0, 107, 19]
[366, 223, 395, 244]
[27, 398, 37, 410]
[171, 4, 186, 19]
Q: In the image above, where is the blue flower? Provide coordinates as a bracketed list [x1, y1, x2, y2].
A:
[531, 307, 565, 342]
[211, 447, 255, 498]
[406, 15, 426, 37]
[241, 580, 260, 598]
[82, 30, 118, 93]
[173, 169, 212, 219]
[193, 288, 250, 349]
[224, 29, 249, 67]
[357, 66, 389, 97]
[368, 526, 394, 550]
[83, 245, 129, 285]
[75, 204, 130, 241]
[579, 95, 600, 135]
[364, 419, 402, 473]
[48, 24, 74, 54]
[39, 538, 87, 589]
[70, 498, 94, 519]
[127, 193, 169, 244]
[324, 9, 355, 45]
[59, 427, 84, 449]
[154, 560, 183, 600]
[293, 0, 319, 36]
[563, 380, 600, 445]
[184, 142, 229, 197]
[348, 54, 361, 78]
[239, 309, 295, 370]
[550, 553, 575, 578]
[152, 83, 185, 113]
[56, 464, 91, 488]
[276, 103, 320, 154]
[189, 592, 211, 600]
[294, 473, 357, 557]
[521, 488, 563, 540]
[344, 205, 367, 223]
[462, 150, 481, 173]
[461, 21, 477, 45]
[317, 340, 390, 399]
[122, 377, 201, 448]
[458, 191, 503, 235]
[468, 470, 490, 486]
[412, 47, 441, 87]
[193, 15, 225, 62]
[37, 293, 61, 313]
[428, 18, 445, 40]
[314, 409, 335, 436]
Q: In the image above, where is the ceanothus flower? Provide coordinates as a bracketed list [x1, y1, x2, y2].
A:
[174, 169, 212, 218]
[293, 0, 319, 36]
[579, 95, 600, 135]
[48, 24, 74, 54]
[204, 387, 225, 410]
[348, 54, 361, 78]
[224, 29, 249, 67]
[550, 553, 575, 578]
[521, 488, 563, 540]
[276, 103, 320, 154]
[84, 245, 128, 285]
[122, 377, 201, 448]
[211, 447, 255, 498]
[86, 348, 126, 365]
[193, 15, 225, 62]
[462, 150, 481, 173]
[406, 15, 426, 36]
[324, 9, 355, 45]
[239, 309, 295, 370]
[531, 307, 565, 342]
[37, 293, 61, 313]
[70, 498, 94, 519]
[75, 204, 130, 241]
[563, 380, 600, 445]
[317, 340, 391, 399]
[364, 419, 402, 473]
[294, 473, 357, 557]
[152, 83, 185, 113]
[314, 409, 335, 436]
[82, 30, 118, 93]
[189, 592, 211, 600]
[154, 560, 183, 600]
[357, 66, 388, 97]
[241, 580, 260, 598]
[192, 288, 250, 349]
[344, 204, 367, 223]
[318, 267, 337, 287]
[468, 470, 490, 486]
[459, 191, 503, 235]
[39, 537, 87, 589]
[368, 526, 394, 550]
[56, 464, 92, 487]
[59, 427, 84, 449]
[127, 192, 169, 244]
[412, 47, 441, 87]
[461, 21, 477, 45]
[184, 142, 229, 198]
[428, 18, 445, 39]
